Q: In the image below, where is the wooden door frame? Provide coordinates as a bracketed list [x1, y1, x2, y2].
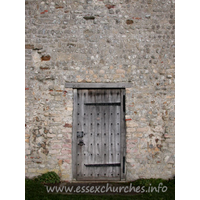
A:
[68, 83, 132, 181]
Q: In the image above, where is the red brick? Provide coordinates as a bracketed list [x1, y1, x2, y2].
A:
[25, 44, 34, 49]
[40, 66, 50, 70]
[65, 138, 71, 142]
[52, 144, 62, 149]
[63, 123, 72, 128]
[62, 144, 71, 149]
[64, 159, 71, 164]
[58, 160, 63, 165]
[41, 55, 51, 61]
[105, 4, 115, 9]
[61, 150, 71, 154]
[126, 20, 133, 24]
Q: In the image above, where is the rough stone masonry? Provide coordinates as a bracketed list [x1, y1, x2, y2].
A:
[25, 0, 175, 181]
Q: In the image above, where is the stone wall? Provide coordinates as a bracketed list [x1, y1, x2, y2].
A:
[25, 0, 175, 181]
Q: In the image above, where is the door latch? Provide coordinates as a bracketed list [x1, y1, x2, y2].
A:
[78, 139, 85, 146]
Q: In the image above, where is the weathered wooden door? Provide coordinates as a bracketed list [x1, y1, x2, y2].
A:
[73, 89, 126, 181]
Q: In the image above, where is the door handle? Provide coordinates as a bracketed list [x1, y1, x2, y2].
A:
[78, 139, 85, 146]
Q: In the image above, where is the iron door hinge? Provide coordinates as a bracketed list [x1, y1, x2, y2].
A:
[123, 156, 125, 173]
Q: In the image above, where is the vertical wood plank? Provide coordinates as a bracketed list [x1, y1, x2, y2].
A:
[98, 90, 104, 177]
[95, 89, 101, 178]
[112, 89, 121, 178]
[76, 90, 82, 179]
[72, 89, 77, 180]
[108, 89, 113, 178]
[104, 89, 110, 178]
[86, 89, 92, 178]
[90, 89, 96, 178]
[116, 89, 121, 178]
[83, 89, 89, 178]
[110, 89, 115, 178]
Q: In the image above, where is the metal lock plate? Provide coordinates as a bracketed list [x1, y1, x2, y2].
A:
[77, 131, 84, 138]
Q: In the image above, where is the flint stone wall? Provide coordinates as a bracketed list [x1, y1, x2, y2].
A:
[25, 0, 175, 181]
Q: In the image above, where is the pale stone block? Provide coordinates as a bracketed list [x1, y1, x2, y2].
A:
[28, 168, 37, 173]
